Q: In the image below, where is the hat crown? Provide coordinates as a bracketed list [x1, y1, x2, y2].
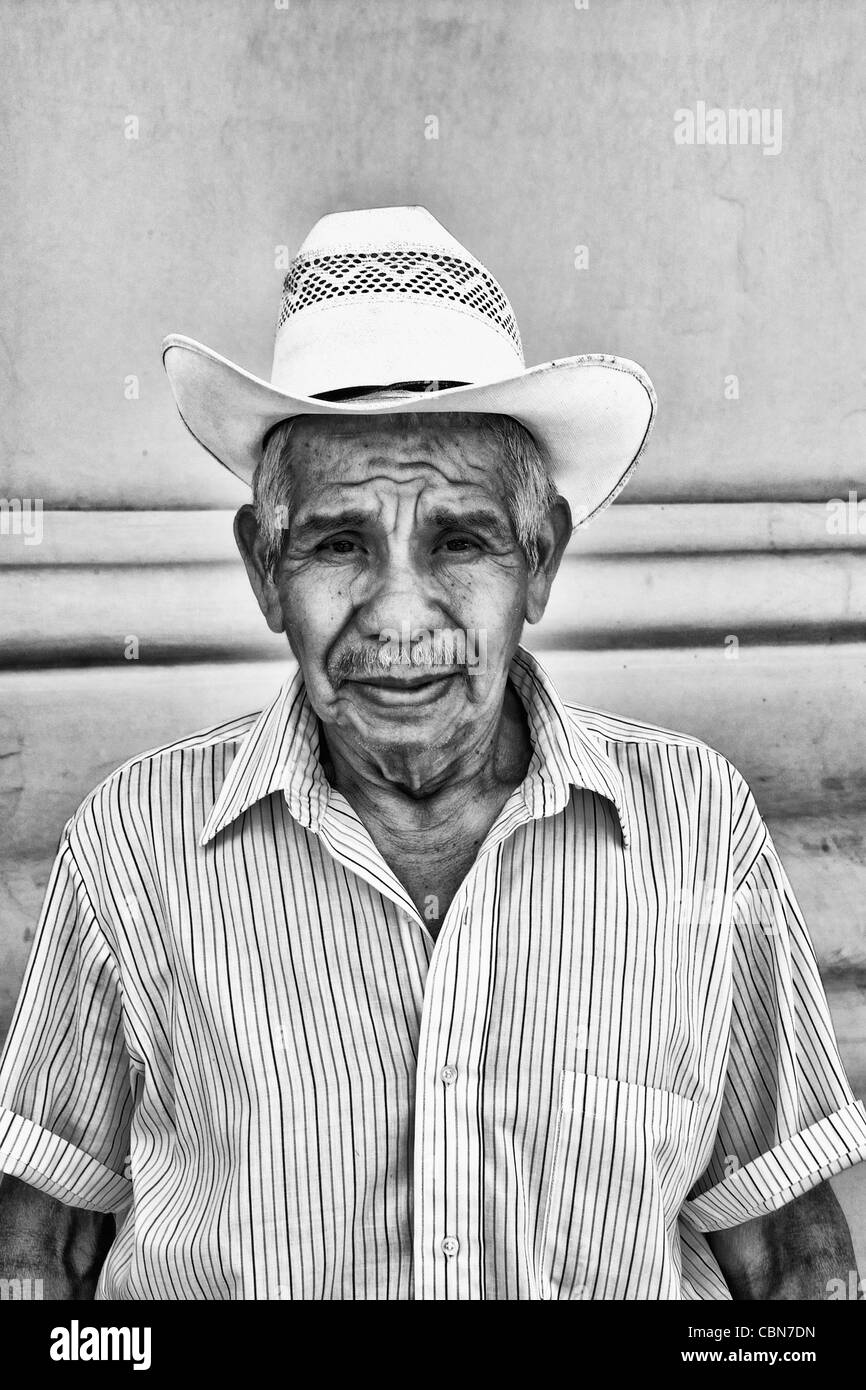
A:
[272, 206, 523, 389]
[296, 205, 468, 256]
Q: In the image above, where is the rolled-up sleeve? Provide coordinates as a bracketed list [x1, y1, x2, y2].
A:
[682, 795, 866, 1233]
[0, 823, 133, 1212]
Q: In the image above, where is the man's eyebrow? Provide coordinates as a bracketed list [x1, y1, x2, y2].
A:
[426, 506, 509, 534]
[290, 509, 374, 539]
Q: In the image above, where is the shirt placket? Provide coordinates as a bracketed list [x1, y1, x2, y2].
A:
[302, 778, 542, 1301]
[412, 794, 536, 1301]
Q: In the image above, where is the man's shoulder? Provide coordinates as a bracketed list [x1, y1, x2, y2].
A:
[100, 707, 262, 779]
[66, 707, 264, 838]
[562, 701, 762, 858]
[562, 699, 744, 783]
[564, 700, 711, 750]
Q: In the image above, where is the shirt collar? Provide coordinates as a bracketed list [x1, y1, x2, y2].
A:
[508, 647, 631, 846]
[199, 645, 630, 848]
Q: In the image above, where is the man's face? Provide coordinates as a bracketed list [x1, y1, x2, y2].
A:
[236, 415, 568, 767]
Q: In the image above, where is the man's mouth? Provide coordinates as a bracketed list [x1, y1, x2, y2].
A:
[345, 670, 461, 706]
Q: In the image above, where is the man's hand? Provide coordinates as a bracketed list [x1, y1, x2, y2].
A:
[707, 1180, 858, 1299]
[0, 1174, 114, 1299]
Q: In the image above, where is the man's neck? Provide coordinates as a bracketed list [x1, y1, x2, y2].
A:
[318, 682, 533, 930]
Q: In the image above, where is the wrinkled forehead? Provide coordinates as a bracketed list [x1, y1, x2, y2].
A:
[286, 412, 508, 505]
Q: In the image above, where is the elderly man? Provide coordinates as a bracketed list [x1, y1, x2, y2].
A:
[1, 206, 865, 1301]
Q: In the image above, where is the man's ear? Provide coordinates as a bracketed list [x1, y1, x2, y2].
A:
[234, 504, 285, 634]
[525, 496, 573, 625]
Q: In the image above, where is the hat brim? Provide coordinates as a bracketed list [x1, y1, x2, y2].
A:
[162, 334, 656, 527]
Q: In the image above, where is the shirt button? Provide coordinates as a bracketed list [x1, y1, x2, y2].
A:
[440, 1064, 458, 1087]
[441, 1237, 460, 1258]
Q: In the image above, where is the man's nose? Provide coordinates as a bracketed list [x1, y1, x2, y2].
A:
[355, 550, 443, 641]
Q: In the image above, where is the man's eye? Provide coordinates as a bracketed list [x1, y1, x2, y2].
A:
[438, 534, 480, 553]
[320, 536, 360, 555]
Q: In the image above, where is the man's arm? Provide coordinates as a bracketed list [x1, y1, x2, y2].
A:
[0, 1174, 114, 1299]
[707, 1180, 858, 1299]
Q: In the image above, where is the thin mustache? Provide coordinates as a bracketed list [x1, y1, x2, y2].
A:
[330, 641, 467, 683]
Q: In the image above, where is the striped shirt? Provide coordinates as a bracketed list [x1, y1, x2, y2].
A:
[1, 645, 864, 1300]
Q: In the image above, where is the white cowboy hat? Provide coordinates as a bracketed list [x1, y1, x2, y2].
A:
[162, 205, 656, 527]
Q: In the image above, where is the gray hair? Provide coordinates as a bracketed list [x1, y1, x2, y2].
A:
[252, 412, 559, 575]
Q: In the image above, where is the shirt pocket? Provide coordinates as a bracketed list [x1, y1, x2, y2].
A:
[538, 1070, 698, 1300]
